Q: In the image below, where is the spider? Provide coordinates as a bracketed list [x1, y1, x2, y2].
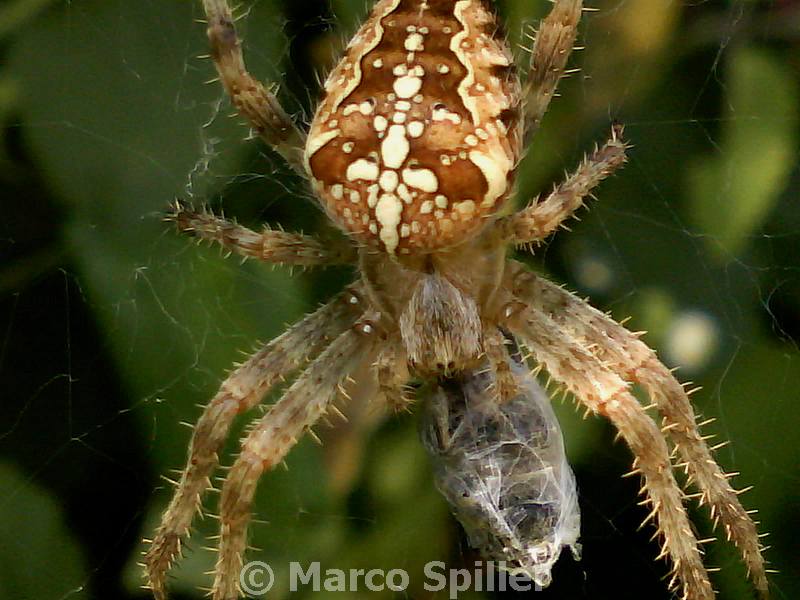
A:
[143, 1, 769, 599]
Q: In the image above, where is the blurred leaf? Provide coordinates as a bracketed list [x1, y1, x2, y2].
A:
[0, 75, 20, 170]
[329, 0, 370, 34]
[8, 1, 308, 593]
[688, 46, 798, 258]
[693, 337, 800, 598]
[583, 0, 682, 116]
[0, 0, 57, 40]
[0, 461, 88, 600]
[7, 0, 306, 456]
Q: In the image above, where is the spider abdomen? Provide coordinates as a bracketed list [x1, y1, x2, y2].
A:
[305, 0, 522, 255]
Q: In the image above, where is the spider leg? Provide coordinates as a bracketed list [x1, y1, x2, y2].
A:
[375, 342, 413, 412]
[212, 327, 375, 600]
[523, 0, 583, 142]
[201, 0, 307, 175]
[502, 123, 627, 246]
[142, 288, 363, 599]
[482, 327, 518, 403]
[509, 266, 769, 597]
[504, 298, 715, 600]
[170, 202, 355, 266]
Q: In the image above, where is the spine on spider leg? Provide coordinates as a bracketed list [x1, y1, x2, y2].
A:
[201, 0, 306, 172]
[167, 202, 356, 266]
[506, 124, 627, 245]
[419, 350, 580, 588]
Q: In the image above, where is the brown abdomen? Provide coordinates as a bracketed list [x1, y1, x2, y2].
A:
[305, 0, 522, 255]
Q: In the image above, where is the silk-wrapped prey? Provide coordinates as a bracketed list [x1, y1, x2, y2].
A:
[419, 355, 581, 588]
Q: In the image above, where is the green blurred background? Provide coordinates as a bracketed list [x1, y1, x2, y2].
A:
[1, 0, 798, 598]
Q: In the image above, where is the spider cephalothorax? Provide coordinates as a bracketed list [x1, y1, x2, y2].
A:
[143, 2, 769, 600]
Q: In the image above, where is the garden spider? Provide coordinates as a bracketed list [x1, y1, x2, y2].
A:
[143, 1, 769, 599]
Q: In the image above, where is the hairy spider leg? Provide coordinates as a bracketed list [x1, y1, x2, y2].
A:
[202, 0, 306, 174]
[506, 301, 715, 600]
[211, 328, 374, 600]
[375, 344, 413, 412]
[170, 203, 356, 267]
[143, 290, 363, 599]
[510, 268, 769, 597]
[523, 0, 584, 142]
[503, 124, 628, 246]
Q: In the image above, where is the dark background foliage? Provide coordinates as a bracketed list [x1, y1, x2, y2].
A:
[1, 1, 798, 599]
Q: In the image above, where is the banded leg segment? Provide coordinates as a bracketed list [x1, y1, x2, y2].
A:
[524, 0, 583, 140]
[506, 302, 714, 600]
[504, 123, 627, 245]
[202, 0, 306, 174]
[171, 203, 355, 266]
[212, 329, 374, 600]
[510, 267, 769, 597]
[142, 289, 362, 599]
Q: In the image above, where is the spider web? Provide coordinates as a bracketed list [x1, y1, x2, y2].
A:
[0, 1, 798, 599]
